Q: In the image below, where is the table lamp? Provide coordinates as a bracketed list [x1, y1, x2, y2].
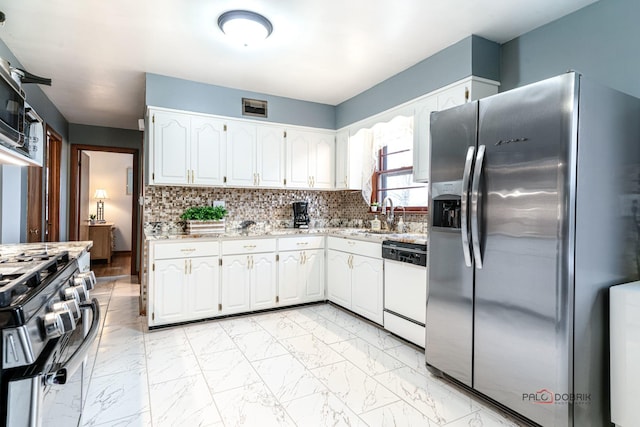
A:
[94, 189, 108, 222]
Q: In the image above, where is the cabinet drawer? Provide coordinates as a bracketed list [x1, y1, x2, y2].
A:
[222, 238, 277, 255]
[153, 240, 219, 259]
[327, 237, 381, 259]
[278, 235, 325, 251]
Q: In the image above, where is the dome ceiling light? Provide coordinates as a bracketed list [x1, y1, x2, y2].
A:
[217, 10, 273, 46]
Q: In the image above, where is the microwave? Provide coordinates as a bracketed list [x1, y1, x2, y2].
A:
[0, 64, 27, 155]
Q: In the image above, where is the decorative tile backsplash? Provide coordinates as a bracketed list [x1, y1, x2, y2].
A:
[143, 186, 427, 233]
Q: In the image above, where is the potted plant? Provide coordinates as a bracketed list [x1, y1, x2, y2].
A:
[370, 202, 379, 212]
[181, 205, 228, 234]
[89, 214, 96, 225]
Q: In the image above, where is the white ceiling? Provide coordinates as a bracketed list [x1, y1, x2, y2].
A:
[0, 0, 598, 130]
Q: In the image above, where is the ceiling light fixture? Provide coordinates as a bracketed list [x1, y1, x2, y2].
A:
[218, 10, 273, 46]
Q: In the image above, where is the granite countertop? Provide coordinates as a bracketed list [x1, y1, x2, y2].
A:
[0, 241, 93, 260]
[145, 228, 428, 246]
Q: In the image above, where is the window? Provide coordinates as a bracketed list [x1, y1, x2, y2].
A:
[369, 117, 427, 211]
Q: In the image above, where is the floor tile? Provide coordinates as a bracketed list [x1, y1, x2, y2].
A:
[184, 322, 236, 355]
[213, 381, 295, 426]
[198, 348, 263, 393]
[146, 344, 201, 385]
[373, 366, 477, 424]
[144, 326, 189, 351]
[331, 338, 404, 376]
[283, 390, 367, 427]
[384, 342, 429, 374]
[253, 353, 326, 402]
[219, 316, 264, 337]
[361, 400, 436, 426]
[83, 368, 150, 426]
[444, 409, 524, 427]
[254, 313, 309, 340]
[280, 334, 345, 369]
[295, 316, 356, 345]
[149, 374, 221, 426]
[344, 321, 404, 350]
[91, 342, 146, 378]
[93, 411, 153, 427]
[311, 360, 400, 414]
[232, 329, 289, 361]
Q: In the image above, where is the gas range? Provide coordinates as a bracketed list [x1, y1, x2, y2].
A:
[0, 250, 97, 365]
[0, 244, 99, 426]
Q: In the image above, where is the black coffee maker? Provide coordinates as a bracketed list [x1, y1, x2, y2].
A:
[292, 201, 310, 228]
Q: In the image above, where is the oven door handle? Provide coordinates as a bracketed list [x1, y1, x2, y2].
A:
[44, 298, 100, 385]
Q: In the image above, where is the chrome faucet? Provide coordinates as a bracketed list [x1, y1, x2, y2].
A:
[381, 197, 395, 230]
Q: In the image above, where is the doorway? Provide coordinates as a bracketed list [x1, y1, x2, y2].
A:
[69, 145, 139, 277]
[26, 125, 62, 243]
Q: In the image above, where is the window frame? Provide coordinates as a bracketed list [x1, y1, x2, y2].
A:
[372, 146, 428, 213]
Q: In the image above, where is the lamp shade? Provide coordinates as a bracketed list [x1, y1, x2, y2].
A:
[218, 10, 273, 46]
[94, 189, 108, 200]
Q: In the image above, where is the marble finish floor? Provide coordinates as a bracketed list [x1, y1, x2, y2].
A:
[83, 278, 524, 426]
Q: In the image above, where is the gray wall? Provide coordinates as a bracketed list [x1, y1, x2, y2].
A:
[69, 124, 142, 150]
[336, 35, 500, 128]
[146, 74, 336, 129]
[501, 0, 640, 98]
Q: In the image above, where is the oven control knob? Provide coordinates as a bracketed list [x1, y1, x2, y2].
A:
[50, 302, 77, 334]
[75, 271, 96, 291]
[71, 284, 89, 303]
[61, 290, 82, 320]
[43, 312, 65, 339]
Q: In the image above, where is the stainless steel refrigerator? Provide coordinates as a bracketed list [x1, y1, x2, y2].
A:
[426, 72, 640, 426]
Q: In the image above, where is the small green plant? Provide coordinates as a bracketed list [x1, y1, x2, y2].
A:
[89, 214, 96, 220]
[180, 206, 228, 221]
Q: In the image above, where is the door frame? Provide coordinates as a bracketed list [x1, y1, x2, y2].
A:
[69, 144, 140, 276]
[46, 126, 62, 242]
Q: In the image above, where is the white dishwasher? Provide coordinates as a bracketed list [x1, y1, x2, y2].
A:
[382, 240, 427, 347]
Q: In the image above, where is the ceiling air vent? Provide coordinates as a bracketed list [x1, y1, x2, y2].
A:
[242, 98, 268, 118]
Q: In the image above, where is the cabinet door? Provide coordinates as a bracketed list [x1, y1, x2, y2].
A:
[285, 130, 311, 188]
[335, 129, 351, 190]
[412, 96, 438, 183]
[220, 255, 251, 314]
[188, 256, 219, 319]
[278, 251, 302, 306]
[256, 126, 285, 188]
[310, 132, 335, 189]
[251, 253, 277, 310]
[304, 249, 324, 302]
[153, 258, 187, 325]
[191, 116, 226, 186]
[351, 255, 384, 325]
[226, 121, 257, 186]
[152, 111, 190, 185]
[437, 84, 469, 111]
[327, 250, 352, 308]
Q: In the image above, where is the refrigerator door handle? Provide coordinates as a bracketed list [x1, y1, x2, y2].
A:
[461, 146, 475, 267]
[471, 144, 485, 269]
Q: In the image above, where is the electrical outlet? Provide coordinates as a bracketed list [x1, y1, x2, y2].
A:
[213, 200, 225, 208]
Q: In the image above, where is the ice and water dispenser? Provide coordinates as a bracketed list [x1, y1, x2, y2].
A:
[432, 198, 462, 228]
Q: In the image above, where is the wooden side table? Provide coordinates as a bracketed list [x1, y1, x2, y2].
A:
[89, 222, 115, 263]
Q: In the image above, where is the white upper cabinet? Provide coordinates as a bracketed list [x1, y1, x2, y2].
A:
[149, 108, 226, 186]
[412, 77, 499, 183]
[226, 121, 258, 187]
[191, 116, 226, 186]
[285, 129, 335, 189]
[335, 127, 364, 190]
[151, 110, 190, 185]
[226, 121, 285, 188]
[256, 126, 285, 188]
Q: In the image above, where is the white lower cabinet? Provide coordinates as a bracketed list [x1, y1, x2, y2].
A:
[149, 241, 219, 327]
[220, 239, 277, 314]
[326, 237, 383, 325]
[278, 248, 325, 306]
